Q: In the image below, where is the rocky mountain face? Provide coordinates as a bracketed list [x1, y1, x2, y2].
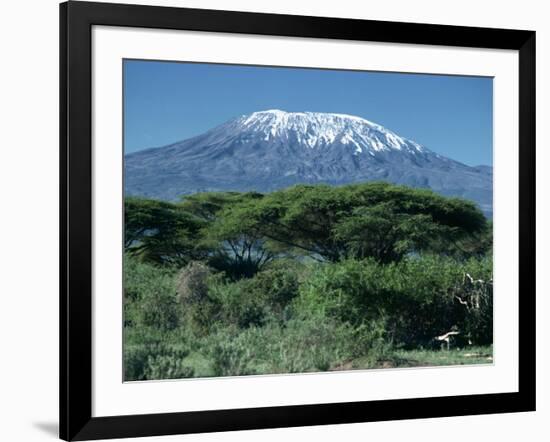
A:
[125, 110, 493, 217]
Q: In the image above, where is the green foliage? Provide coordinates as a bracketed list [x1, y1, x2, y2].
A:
[203, 318, 390, 376]
[125, 342, 194, 381]
[126, 183, 488, 272]
[333, 203, 442, 263]
[123, 183, 493, 381]
[205, 182, 487, 263]
[144, 354, 195, 380]
[186, 192, 274, 278]
[205, 276, 266, 329]
[259, 318, 391, 373]
[258, 319, 352, 373]
[136, 289, 180, 331]
[179, 191, 263, 221]
[295, 255, 492, 347]
[206, 327, 259, 377]
[203, 320, 353, 376]
[246, 264, 301, 314]
[454, 272, 493, 345]
[124, 255, 180, 329]
[178, 192, 271, 278]
[451, 220, 493, 259]
[177, 261, 304, 333]
[124, 344, 152, 381]
[125, 197, 205, 266]
[124, 326, 196, 381]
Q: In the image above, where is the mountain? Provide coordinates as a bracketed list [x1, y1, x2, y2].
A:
[125, 110, 493, 217]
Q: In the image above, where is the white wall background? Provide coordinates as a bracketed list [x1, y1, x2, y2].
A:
[0, 0, 547, 441]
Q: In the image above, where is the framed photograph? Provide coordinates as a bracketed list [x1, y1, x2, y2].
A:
[60, 1, 536, 440]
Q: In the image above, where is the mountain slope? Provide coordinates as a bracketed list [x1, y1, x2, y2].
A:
[125, 110, 493, 217]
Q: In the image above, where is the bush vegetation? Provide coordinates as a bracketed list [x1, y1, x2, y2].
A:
[124, 182, 493, 380]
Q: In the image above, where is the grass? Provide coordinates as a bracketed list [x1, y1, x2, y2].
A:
[126, 339, 493, 380]
[349, 345, 493, 370]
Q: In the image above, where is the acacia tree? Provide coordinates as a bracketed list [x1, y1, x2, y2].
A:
[124, 197, 205, 266]
[203, 205, 275, 278]
[126, 183, 488, 271]
[178, 191, 262, 221]
[333, 203, 442, 263]
[181, 192, 274, 278]
[225, 182, 488, 263]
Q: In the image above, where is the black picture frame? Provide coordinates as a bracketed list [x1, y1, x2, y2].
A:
[60, 1, 536, 440]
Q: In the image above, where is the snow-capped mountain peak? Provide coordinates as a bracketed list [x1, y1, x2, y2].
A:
[232, 109, 424, 153]
[125, 109, 492, 217]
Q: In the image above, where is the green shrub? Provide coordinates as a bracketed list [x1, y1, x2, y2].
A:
[345, 318, 393, 364]
[189, 264, 303, 331]
[124, 339, 194, 381]
[137, 289, 180, 330]
[248, 265, 301, 313]
[124, 326, 197, 380]
[125, 344, 153, 381]
[206, 277, 266, 328]
[202, 317, 390, 376]
[144, 354, 195, 380]
[206, 327, 259, 377]
[261, 318, 356, 373]
[295, 255, 492, 347]
[124, 254, 179, 329]
[124, 253, 177, 302]
[454, 272, 493, 345]
[123, 220, 493, 380]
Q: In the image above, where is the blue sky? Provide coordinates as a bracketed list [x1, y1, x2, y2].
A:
[124, 60, 493, 166]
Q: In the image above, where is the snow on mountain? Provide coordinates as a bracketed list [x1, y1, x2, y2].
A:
[125, 110, 493, 217]
[234, 110, 423, 153]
